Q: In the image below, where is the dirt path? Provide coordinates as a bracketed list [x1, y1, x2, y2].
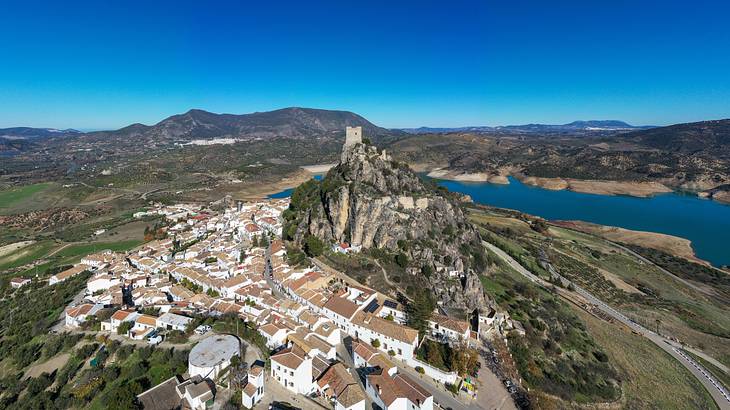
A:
[23, 353, 70, 379]
[45, 242, 76, 257]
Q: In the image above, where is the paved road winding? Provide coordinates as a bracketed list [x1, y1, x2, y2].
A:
[484, 241, 730, 410]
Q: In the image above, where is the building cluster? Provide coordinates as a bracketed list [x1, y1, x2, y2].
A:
[58, 195, 487, 409]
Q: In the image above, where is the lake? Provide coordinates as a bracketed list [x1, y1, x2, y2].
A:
[269, 174, 729, 266]
[268, 174, 323, 199]
[433, 176, 730, 267]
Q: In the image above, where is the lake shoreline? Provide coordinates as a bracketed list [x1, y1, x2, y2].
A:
[425, 167, 674, 198]
[423, 167, 730, 203]
[550, 220, 710, 266]
[431, 176, 730, 267]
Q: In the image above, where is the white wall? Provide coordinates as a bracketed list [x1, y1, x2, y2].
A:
[406, 357, 458, 385]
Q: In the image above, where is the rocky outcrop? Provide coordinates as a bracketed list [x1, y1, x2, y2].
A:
[289, 142, 487, 310]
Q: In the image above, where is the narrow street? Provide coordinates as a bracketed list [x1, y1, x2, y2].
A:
[483, 241, 730, 410]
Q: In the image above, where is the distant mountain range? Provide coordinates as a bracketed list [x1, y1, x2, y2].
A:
[80, 107, 400, 144]
[3, 110, 728, 157]
[2, 108, 402, 153]
[400, 120, 653, 134]
[0, 127, 81, 139]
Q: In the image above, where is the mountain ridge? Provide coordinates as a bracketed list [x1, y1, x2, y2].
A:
[79, 107, 401, 144]
[400, 120, 652, 134]
[0, 127, 81, 139]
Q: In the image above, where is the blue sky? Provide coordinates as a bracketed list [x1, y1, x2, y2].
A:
[1, 0, 728, 129]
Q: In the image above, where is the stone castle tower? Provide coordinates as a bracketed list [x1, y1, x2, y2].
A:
[341, 126, 363, 160]
[345, 126, 362, 148]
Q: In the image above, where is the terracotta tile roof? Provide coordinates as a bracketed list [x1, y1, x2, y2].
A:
[304, 333, 334, 354]
[271, 344, 307, 370]
[111, 310, 134, 321]
[431, 313, 470, 334]
[53, 265, 87, 281]
[243, 382, 257, 396]
[352, 312, 418, 345]
[323, 296, 359, 319]
[136, 314, 158, 327]
[67, 304, 94, 318]
[314, 321, 337, 338]
[259, 323, 283, 337]
[249, 365, 263, 376]
[353, 339, 378, 361]
[317, 362, 365, 408]
[367, 369, 431, 407]
[311, 354, 330, 380]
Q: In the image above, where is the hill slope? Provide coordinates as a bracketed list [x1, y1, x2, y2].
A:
[284, 141, 487, 310]
[81, 107, 398, 144]
[0, 127, 81, 139]
[622, 119, 730, 154]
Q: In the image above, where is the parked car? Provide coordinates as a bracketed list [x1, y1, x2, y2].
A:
[195, 325, 211, 335]
[148, 335, 163, 345]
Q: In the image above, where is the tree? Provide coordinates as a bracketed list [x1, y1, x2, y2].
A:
[103, 380, 143, 410]
[425, 341, 445, 369]
[303, 235, 324, 257]
[420, 265, 433, 278]
[406, 288, 435, 336]
[450, 344, 479, 376]
[117, 321, 133, 335]
[531, 219, 548, 233]
[395, 252, 409, 268]
[371, 339, 381, 349]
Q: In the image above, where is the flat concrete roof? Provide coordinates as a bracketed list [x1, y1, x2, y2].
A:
[189, 334, 240, 368]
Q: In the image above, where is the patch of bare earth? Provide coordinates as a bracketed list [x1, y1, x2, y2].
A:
[0, 240, 35, 258]
[23, 353, 70, 380]
[552, 220, 707, 266]
[518, 176, 672, 197]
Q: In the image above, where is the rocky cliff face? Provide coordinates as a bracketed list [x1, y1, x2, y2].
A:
[288, 142, 487, 310]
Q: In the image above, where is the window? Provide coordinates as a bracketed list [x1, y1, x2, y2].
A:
[398, 348, 402, 355]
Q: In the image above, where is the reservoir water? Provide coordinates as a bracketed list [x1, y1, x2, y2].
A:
[268, 174, 323, 199]
[433, 177, 730, 267]
[269, 174, 729, 266]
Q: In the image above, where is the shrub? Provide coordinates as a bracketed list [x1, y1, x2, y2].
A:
[303, 235, 325, 257]
[395, 253, 409, 268]
[445, 382, 459, 395]
[415, 366, 425, 374]
[117, 321, 133, 335]
[371, 339, 381, 349]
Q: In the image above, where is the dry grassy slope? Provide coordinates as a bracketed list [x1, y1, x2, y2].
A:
[472, 208, 730, 368]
